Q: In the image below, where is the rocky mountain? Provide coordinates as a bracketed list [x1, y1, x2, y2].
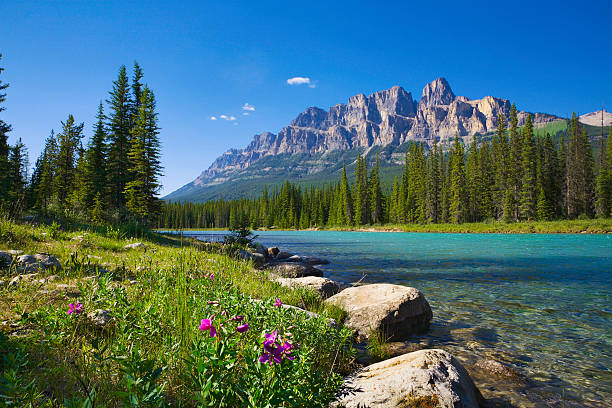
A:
[579, 109, 612, 127]
[166, 78, 561, 202]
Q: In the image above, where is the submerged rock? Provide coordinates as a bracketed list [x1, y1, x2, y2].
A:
[325, 283, 432, 342]
[301, 256, 330, 265]
[332, 349, 484, 408]
[275, 276, 340, 298]
[270, 262, 323, 278]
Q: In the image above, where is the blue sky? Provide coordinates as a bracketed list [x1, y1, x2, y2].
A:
[1, 0, 611, 195]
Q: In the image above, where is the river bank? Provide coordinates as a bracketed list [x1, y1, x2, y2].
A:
[159, 218, 612, 234]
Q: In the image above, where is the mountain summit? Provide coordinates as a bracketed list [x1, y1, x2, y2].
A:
[167, 78, 560, 202]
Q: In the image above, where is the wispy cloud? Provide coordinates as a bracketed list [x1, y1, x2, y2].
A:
[242, 103, 255, 111]
[219, 114, 236, 121]
[242, 112, 249, 116]
[209, 116, 217, 120]
[287, 76, 316, 88]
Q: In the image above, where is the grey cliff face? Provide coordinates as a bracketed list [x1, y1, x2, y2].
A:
[192, 78, 559, 187]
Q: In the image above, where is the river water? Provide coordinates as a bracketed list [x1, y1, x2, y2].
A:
[182, 230, 611, 407]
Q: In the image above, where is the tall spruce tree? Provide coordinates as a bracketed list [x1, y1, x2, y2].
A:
[492, 113, 509, 219]
[84, 103, 108, 210]
[0, 54, 12, 211]
[106, 66, 132, 216]
[7, 138, 28, 217]
[519, 114, 537, 220]
[566, 113, 595, 217]
[54, 115, 84, 214]
[449, 136, 467, 223]
[339, 165, 352, 225]
[34, 131, 58, 215]
[369, 154, 383, 224]
[595, 126, 611, 217]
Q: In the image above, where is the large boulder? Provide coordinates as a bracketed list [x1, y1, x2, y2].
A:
[275, 276, 341, 298]
[332, 349, 483, 408]
[270, 262, 323, 278]
[237, 250, 265, 266]
[325, 283, 432, 342]
[267, 246, 280, 257]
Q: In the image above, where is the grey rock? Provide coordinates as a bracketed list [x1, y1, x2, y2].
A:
[237, 250, 265, 266]
[9, 273, 40, 287]
[16, 255, 37, 265]
[34, 254, 61, 269]
[7, 250, 24, 256]
[87, 309, 113, 327]
[0, 251, 12, 267]
[301, 256, 330, 265]
[325, 283, 432, 342]
[124, 242, 145, 249]
[275, 276, 340, 299]
[285, 255, 302, 262]
[270, 262, 323, 278]
[473, 359, 522, 381]
[332, 349, 483, 408]
[267, 246, 280, 257]
[253, 244, 268, 257]
[275, 251, 293, 260]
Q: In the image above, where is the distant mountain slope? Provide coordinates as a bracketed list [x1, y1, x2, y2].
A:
[579, 110, 612, 127]
[166, 78, 563, 202]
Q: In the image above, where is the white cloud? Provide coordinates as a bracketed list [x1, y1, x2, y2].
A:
[219, 114, 236, 121]
[209, 116, 217, 120]
[287, 76, 314, 86]
[242, 112, 249, 116]
[242, 103, 255, 111]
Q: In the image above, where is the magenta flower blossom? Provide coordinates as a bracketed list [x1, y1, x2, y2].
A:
[199, 317, 217, 337]
[236, 323, 249, 333]
[259, 329, 295, 365]
[274, 298, 282, 307]
[232, 315, 244, 322]
[209, 273, 214, 280]
[67, 301, 83, 315]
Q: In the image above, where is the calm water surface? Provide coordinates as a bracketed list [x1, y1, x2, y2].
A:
[186, 230, 611, 407]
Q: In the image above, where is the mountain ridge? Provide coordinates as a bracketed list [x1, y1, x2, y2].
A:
[167, 78, 563, 202]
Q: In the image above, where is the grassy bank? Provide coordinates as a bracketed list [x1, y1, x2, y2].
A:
[161, 218, 612, 234]
[0, 219, 353, 407]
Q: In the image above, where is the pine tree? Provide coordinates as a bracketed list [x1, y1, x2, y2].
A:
[339, 165, 353, 225]
[84, 103, 108, 209]
[0, 54, 12, 211]
[7, 138, 28, 217]
[449, 136, 467, 223]
[369, 154, 383, 224]
[125, 87, 162, 223]
[508, 105, 522, 219]
[32, 131, 57, 215]
[106, 65, 132, 216]
[425, 142, 441, 223]
[519, 114, 537, 220]
[491, 113, 509, 219]
[54, 115, 84, 214]
[595, 126, 611, 217]
[566, 113, 595, 217]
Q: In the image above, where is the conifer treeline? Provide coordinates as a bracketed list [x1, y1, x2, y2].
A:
[0, 56, 163, 224]
[160, 106, 612, 229]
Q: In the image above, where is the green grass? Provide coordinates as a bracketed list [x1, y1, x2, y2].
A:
[0, 219, 355, 407]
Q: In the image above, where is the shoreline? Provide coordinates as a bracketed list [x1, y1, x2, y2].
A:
[157, 218, 612, 235]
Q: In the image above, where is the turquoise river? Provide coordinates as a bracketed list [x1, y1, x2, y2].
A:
[184, 230, 611, 407]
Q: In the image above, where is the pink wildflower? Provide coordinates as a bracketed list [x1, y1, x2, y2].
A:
[67, 301, 83, 315]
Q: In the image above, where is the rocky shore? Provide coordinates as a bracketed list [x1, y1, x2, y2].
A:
[238, 243, 491, 407]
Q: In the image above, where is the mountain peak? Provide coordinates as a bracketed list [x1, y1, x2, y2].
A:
[420, 77, 455, 107]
